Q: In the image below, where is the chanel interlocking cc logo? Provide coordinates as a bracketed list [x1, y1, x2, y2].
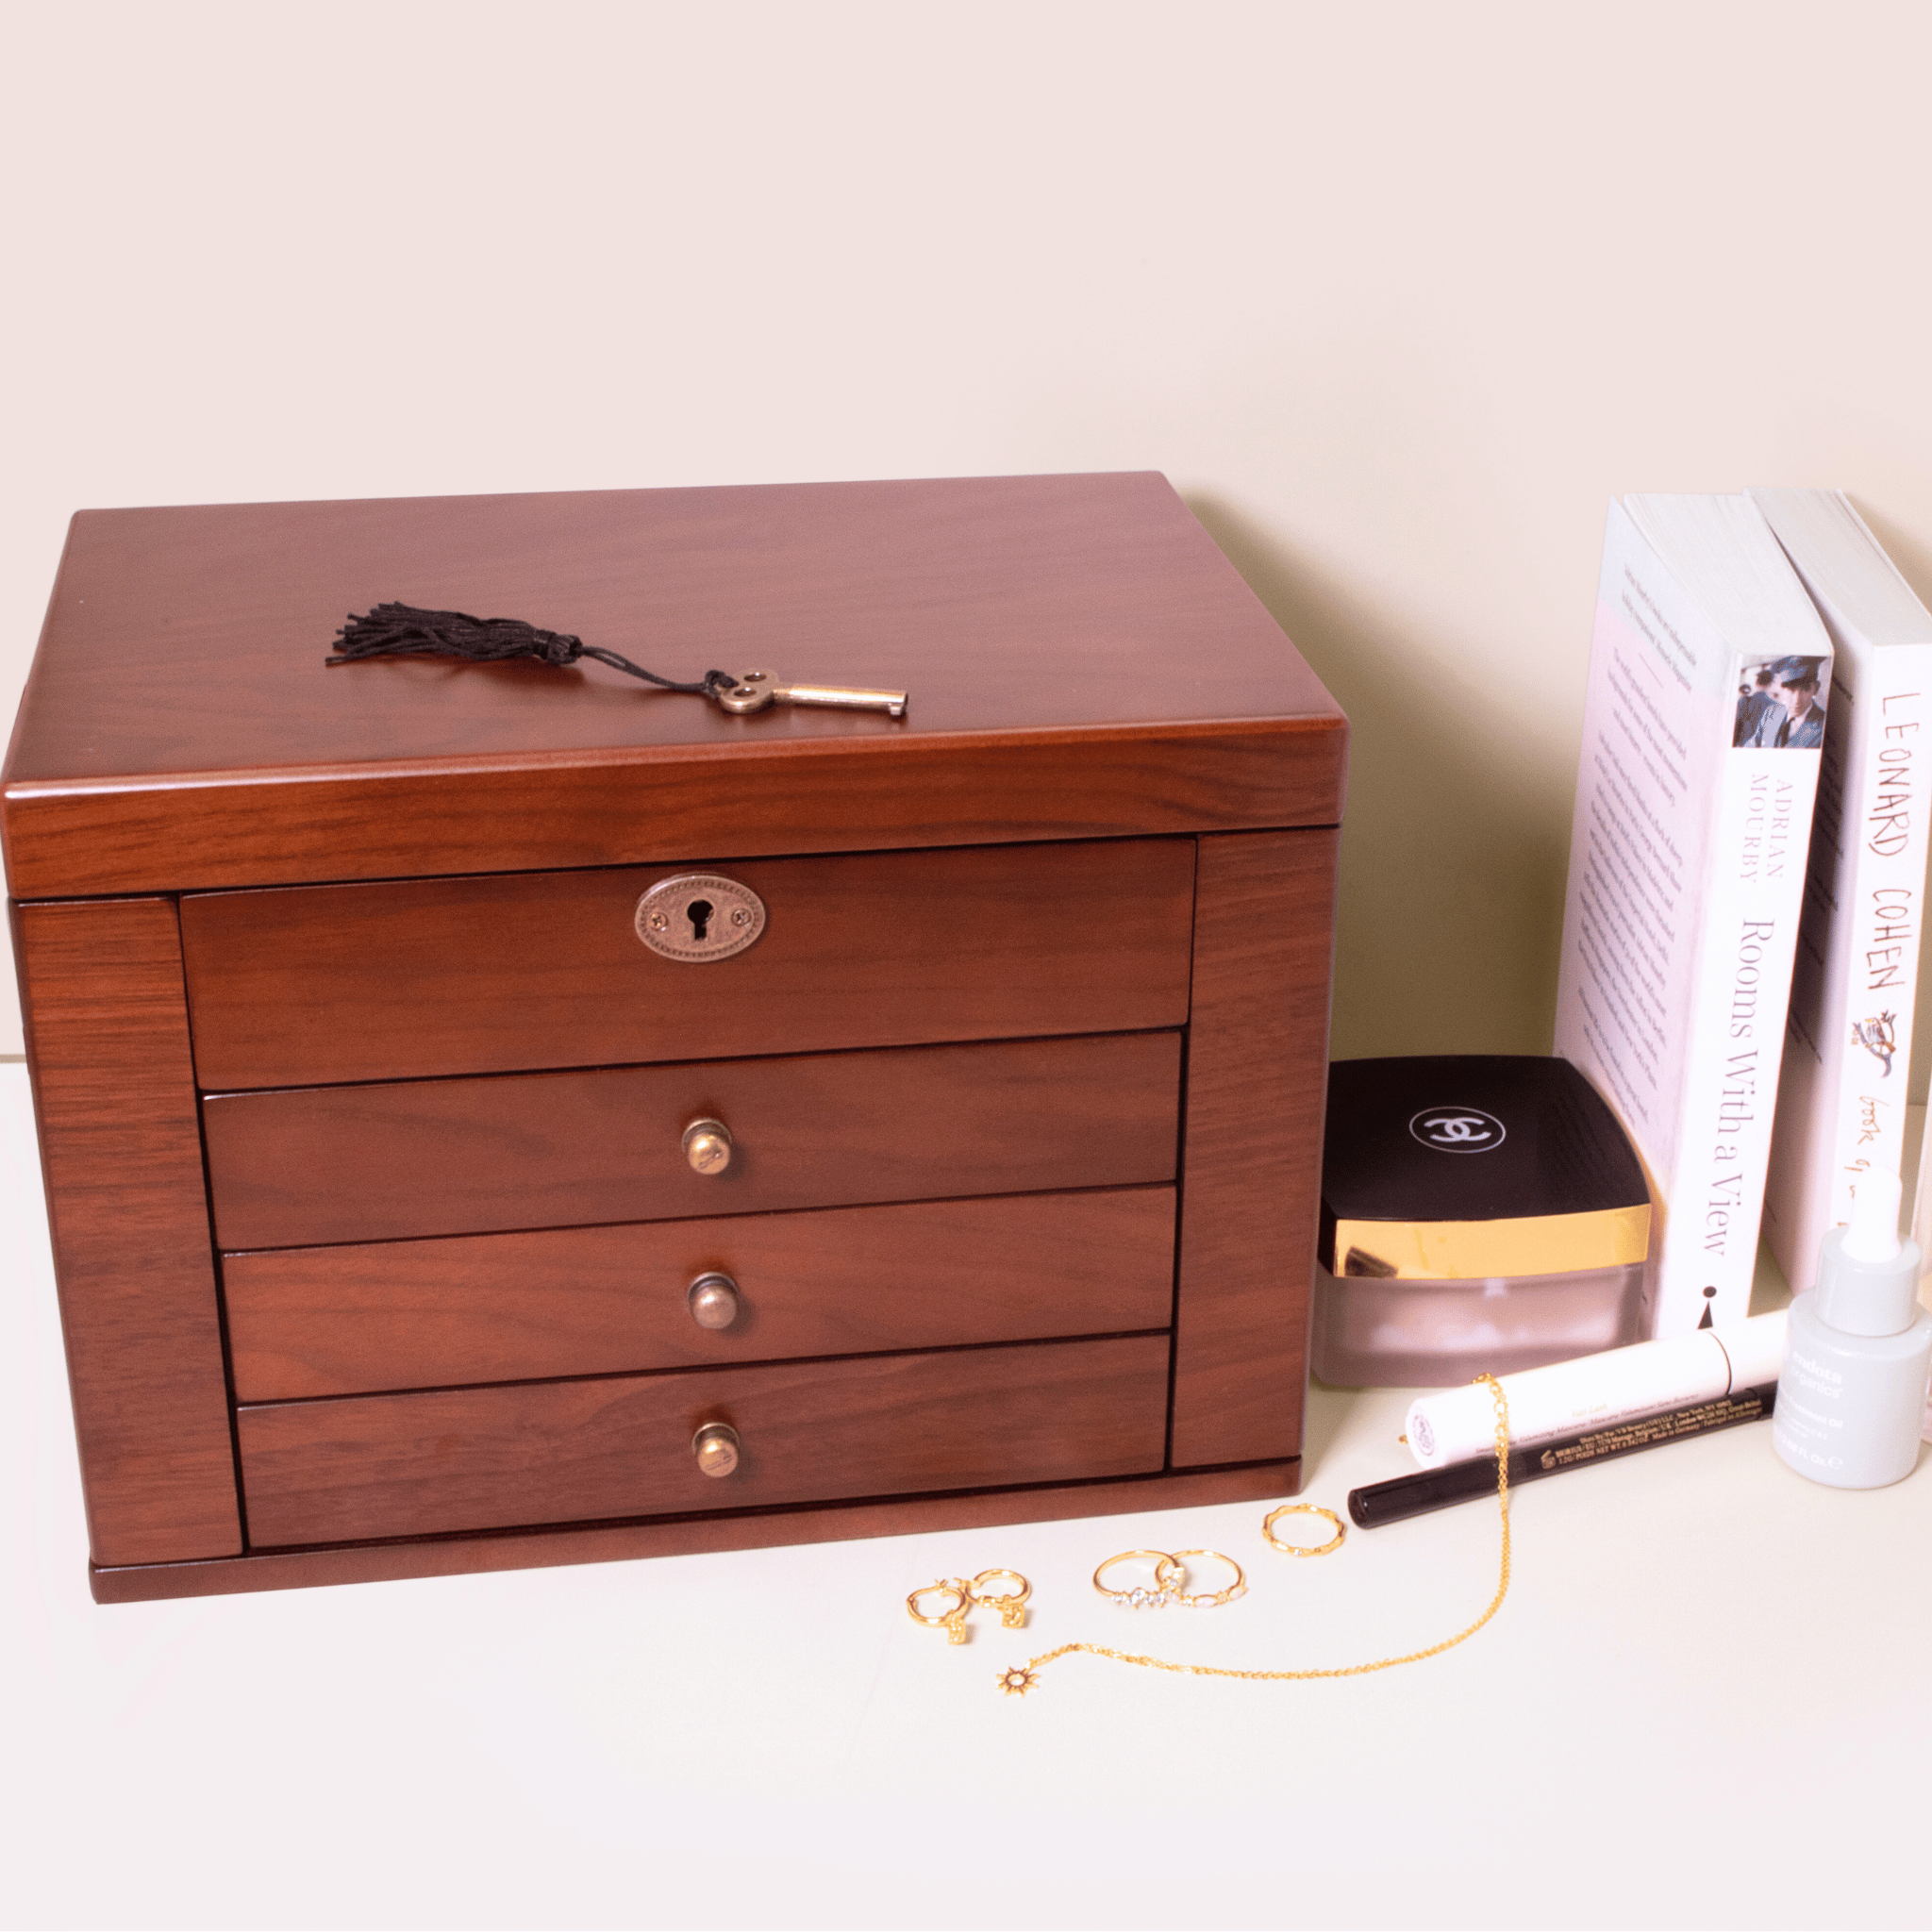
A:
[1407, 1106, 1507, 1152]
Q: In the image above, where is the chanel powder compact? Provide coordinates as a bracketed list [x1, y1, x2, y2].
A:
[1312, 1056, 1652, 1388]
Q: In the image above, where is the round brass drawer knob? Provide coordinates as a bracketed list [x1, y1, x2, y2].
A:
[687, 1272, 741, 1331]
[682, 1117, 733, 1174]
[692, 1422, 741, 1478]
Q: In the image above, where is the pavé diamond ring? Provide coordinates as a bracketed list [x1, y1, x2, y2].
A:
[1092, 1549, 1186, 1607]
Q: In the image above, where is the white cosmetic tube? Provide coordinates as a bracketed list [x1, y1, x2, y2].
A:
[1404, 1310, 1789, 1468]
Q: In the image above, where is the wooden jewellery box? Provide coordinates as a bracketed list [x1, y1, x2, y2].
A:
[2, 473, 1347, 1602]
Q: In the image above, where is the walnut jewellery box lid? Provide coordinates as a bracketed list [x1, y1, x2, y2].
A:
[1, 473, 1347, 895]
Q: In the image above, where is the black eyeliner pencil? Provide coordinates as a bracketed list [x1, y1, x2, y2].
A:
[1347, 1384, 1778, 1528]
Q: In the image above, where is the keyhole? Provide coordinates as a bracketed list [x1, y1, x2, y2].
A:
[686, 898, 715, 942]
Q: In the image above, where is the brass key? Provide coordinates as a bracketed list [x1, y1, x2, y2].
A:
[713, 669, 908, 718]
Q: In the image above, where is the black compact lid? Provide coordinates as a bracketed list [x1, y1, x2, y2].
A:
[1319, 1056, 1649, 1275]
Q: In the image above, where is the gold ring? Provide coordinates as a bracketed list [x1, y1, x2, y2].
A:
[907, 1577, 972, 1642]
[968, 1568, 1031, 1629]
[1165, 1549, 1246, 1607]
[1093, 1550, 1184, 1607]
[1262, 1504, 1346, 1557]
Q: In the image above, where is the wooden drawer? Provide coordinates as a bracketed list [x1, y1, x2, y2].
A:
[238, 1332, 1173, 1546]
[224, 1186, 1176, 1400]
[180, 838, 1196, 1089]
[204, 1031, 1180, 1249]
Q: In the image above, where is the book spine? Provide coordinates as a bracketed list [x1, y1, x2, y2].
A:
[1765, 651, 1932, 1292]
[1655, 741, 1823, 1331]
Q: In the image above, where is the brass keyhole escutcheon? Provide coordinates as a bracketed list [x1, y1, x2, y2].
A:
[692, 1422, 741, 1478]
[634, 874, 765, 962]
[682, 1118, 733, 1175]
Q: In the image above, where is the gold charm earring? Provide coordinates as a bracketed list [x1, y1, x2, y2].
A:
[1262, 1504, 1347, 1557]
[907, 1578, 973, 1643]
[968, 1568, 1031, 1628]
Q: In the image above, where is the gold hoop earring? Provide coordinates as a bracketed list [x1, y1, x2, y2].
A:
[1262, 1504, 1346, 1557]
[907, 1577, 972, 1643]
[1165, 1549, 1246, 1607]
[1093, 1550, 1184, 1607]
[968, 1568, 1031, 1629]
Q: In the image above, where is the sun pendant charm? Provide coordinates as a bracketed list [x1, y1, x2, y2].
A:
[997, 1667, 1040, 1697]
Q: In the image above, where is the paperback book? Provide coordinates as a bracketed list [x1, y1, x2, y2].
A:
[1554, 494, 1832, 1335]
[1753, 490, 1932, 1295]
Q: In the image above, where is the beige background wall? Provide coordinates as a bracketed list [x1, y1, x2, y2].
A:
[6, 0, 1931, 1080]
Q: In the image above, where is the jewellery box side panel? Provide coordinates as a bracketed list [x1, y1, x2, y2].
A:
[10, 896, 241, 1566]
[1172, 825, 1341, 1469]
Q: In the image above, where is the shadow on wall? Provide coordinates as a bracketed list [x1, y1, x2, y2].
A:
[1187, 491, 1569, 1065]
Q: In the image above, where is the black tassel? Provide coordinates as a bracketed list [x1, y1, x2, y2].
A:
[326, 602, 738, 698]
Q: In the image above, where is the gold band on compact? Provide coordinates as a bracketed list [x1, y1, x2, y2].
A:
[1165, 1549, 1246, 1607]
[968, 1568, 1031, 1628]
[1332, 1202, 1649, 1279]
[908, 1578, 972, 1643]
[1261, 1504, 1347, 1557]
[1093, 1550, 1184, 1607]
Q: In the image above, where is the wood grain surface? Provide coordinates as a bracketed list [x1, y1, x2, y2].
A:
[1170, 828, 1340, 1467]
[238, 1333, 1172, 1546]
[8, 472, 1346, 1604]
[181, 838, 1194, 1089]
[5, 722, 1344, 902]
[89, 1456, 1304, 1603]
[12, 900, 241, 1564]
[203, 1031, 1182, 1249]
[1, 475, 1346, 898]
[224, 1186, 1176, 1399]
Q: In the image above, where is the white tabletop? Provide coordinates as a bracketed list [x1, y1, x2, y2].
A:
[3, 1058, 1925, 1930]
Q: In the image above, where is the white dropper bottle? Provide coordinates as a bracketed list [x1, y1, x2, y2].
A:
[1773, 1169, 1932, 1489]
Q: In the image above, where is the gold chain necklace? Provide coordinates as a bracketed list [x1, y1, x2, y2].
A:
[997, 1374, 1511, 1696]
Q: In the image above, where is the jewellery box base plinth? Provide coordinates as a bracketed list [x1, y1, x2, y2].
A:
[87, 1457, 1304, 1604]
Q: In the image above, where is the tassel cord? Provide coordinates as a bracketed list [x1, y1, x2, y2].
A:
[575, 645, 738, 698]
[325, 602, 738, 698]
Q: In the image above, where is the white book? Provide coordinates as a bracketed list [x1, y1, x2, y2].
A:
[1554, 496, 1831, 1336]
[1752, 490, 1932, 1295]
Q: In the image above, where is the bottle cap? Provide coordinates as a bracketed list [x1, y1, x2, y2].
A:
[1814, 1170, 1923, 1338]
